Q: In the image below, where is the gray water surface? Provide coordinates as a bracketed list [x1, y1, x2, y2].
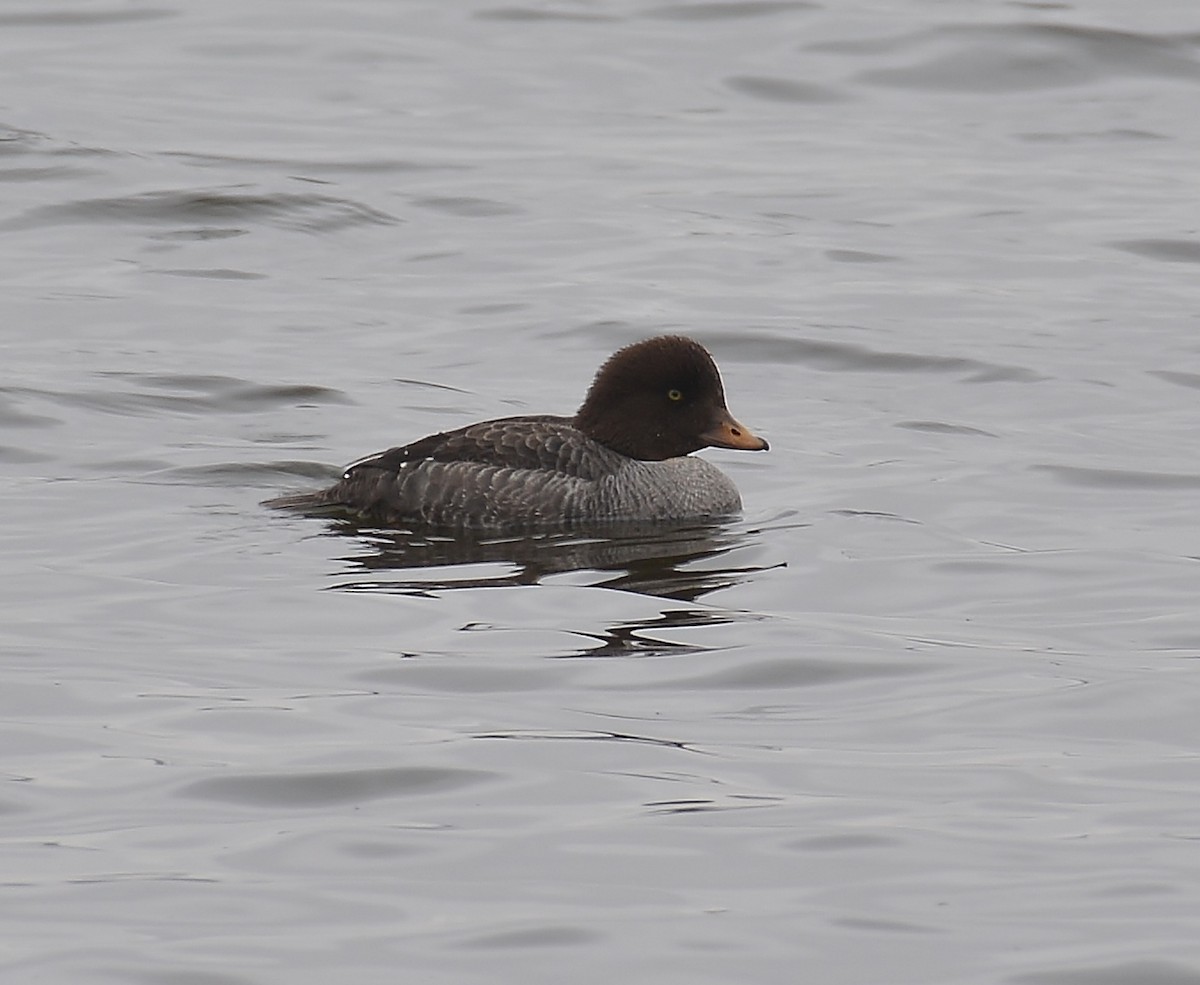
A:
[3, 1, 1200, 983]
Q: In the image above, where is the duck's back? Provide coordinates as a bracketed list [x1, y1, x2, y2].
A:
[274, 415, 742, 529]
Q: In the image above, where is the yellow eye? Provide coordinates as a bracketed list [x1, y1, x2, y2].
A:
[667, 388, 683, 402]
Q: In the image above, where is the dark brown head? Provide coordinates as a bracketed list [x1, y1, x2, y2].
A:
[573, 335, 769, 461]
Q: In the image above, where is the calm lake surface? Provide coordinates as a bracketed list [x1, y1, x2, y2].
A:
[3, 1, 1200, 983]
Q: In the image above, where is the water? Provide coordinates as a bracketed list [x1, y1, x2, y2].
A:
[3, 1, 1200, 982]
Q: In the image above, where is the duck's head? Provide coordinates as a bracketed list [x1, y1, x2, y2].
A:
[573, 335, 769, 461]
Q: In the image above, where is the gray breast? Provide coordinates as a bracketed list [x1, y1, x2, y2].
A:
[586, 456, 742, 521]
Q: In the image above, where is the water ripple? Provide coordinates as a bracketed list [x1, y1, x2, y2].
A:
[151, 461, 342, 488]
[810, 22, 1200, 92]
[165, 150, 469, 175]
[149, 267, 268, 280]
[647, 1, 816, 20]
[0, 7, 174, 27]
[629, 655, 931, 691]
[1149, 370, 1200, 391]
[707, 332, 1043, 381]
[412, 196, 521, 217]
[725, 75, 847, 103]
[475, 7, 615, 23]
[1034, 465, 1200, 490]
[825, 249, 897, 263]
[460, 925, 600, 950]
[1, 188, 399, 233]
[0, 392, 61, 429]
[895, 420, 999, 437]
[179, 765, 494, 808]
[1009, 958, 1200, 985]
[12, 374, 348, 420]
[1110, 239, 1200, 263]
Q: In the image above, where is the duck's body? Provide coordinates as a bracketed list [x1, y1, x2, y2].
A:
[286, 414, 743, 528]
[268, 336, 767, 530]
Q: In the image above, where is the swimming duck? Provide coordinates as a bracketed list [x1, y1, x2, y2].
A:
[267, 335, 768, 529]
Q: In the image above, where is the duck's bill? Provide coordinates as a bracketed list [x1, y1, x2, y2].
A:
[702, 412, 769, 452]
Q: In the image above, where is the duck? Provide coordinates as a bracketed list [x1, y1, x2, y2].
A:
[266, 335, 768, 530]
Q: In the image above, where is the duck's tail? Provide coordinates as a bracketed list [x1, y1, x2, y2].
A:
[262, 490, 336, 511]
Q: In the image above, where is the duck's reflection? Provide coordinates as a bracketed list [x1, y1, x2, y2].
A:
[552, 605, 748, 659]
[315, 516, 778, 604]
